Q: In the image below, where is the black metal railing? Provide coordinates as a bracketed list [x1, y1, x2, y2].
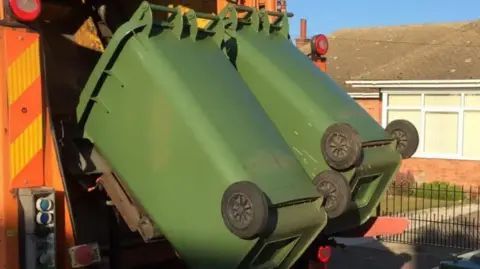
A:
[379, 181, 480, 250]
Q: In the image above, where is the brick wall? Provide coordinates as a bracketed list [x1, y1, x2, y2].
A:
[355, 99, 382, 122]
[354, 97, 480, 187]
[399, 158, 480, 188]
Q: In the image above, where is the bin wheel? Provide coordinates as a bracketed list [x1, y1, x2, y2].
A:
[385, 119, 419, 159]
[321, 123, 362, 171]
[221, 181, 269, 240]
[313, 170, 351, 219]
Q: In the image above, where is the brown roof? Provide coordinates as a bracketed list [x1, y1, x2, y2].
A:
[324, 20, 480, 92]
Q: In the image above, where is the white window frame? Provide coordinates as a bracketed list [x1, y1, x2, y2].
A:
[381, 89, 480, 161]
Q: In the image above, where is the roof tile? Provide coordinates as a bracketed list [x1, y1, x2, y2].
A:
[321, 21, 480, 91]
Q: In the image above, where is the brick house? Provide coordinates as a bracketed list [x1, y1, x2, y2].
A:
[325, 21, 480, 186]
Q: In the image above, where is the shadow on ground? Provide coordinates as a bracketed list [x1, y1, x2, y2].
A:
[328, 242, 412, 269]
[329, 218, 478, 269]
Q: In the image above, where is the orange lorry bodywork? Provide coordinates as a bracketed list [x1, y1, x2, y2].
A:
[315, 60, 327, 73]
[0, 26, 75, 269]
[295, 18, 328, 72]
[0, 27, 42, 269]
[0, 27, 12, 269]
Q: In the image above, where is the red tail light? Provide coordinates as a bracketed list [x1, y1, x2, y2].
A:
[8, 0, 41, 22]
[317, 245, 332, 263]
[69, 243, 101, 268]
[311, 34, 329, 56]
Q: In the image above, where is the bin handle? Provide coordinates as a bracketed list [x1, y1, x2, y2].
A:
[219, 4, 291, 38]
[233, 5, 293, 18]
[184, 10, 225, 45]
[148, 4, 293, 20]
[258, 9, 290, 38]
[149, 4, 221, 22]
[148, 3, 224, 42]
[218, 4, 259, 32]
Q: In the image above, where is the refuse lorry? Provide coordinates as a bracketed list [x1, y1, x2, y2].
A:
[0, 0, 410, 268]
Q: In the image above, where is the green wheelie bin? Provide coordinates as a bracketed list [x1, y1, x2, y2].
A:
[76, 3, 328, 268]
[220, 5, 419, 234]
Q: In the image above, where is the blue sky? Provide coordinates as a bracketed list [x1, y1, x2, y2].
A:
[288, 0, 480, 38]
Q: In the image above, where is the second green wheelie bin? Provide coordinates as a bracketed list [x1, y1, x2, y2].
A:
[220, 5, 419, 234]
[76, 3, 328, 269]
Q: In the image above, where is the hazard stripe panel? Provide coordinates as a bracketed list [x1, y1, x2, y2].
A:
[10, 115, 42, 180]
[5, 29, 44, 188]
[7, 40, 41, 106]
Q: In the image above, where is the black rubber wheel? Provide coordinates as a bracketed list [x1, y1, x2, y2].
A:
[321, 123, 362, 171]
[221, 181, 269, 240]
[313, 170, 351, 219]
[385, 119, 419, 159]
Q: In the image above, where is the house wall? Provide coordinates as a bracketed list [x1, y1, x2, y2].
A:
[356, 99, 382, 122]
[355, 97, 480, 187]
[399, 158, 480, 188]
